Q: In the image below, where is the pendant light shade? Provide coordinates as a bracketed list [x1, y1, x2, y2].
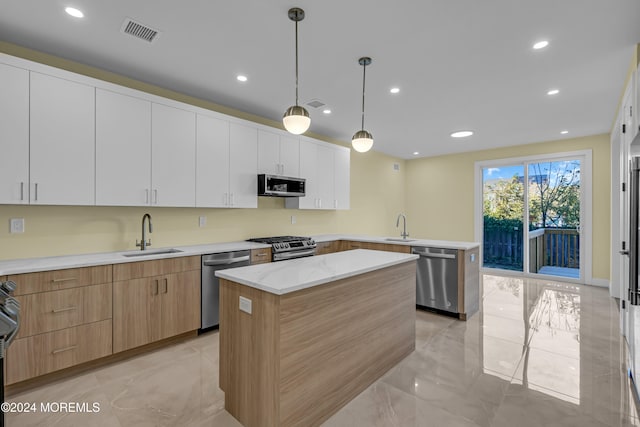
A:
[283, 7, 310, 135]
[352, 57, 373, 153]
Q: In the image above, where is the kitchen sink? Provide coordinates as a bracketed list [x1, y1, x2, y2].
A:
[121, 248, 183, 257]
[384, 238, 417, 242]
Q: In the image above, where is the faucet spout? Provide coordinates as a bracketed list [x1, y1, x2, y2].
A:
[137, 213, 153, 251]
[396, 213, 409, 239]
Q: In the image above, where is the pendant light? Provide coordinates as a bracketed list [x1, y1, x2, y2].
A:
[282, 7, 310, 135]
[352, 57, 373, 153]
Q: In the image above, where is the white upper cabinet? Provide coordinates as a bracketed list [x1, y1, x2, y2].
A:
[633, 69, 639, 141]
[196, 117, 257, 208]
[30, 72, 95, 205]
[285, 138, 349, 210]
[151, 103, 196, 207]
[0, 63, 29, 204]
[96, 89, 152, 206]
[334, 147, 350, 210]
[257, 130, 300, 177]
[229, 123, 258, 208]
[196, 114, 230, 208]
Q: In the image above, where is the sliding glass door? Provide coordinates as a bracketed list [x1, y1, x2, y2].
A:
[478, 153, 587, 282]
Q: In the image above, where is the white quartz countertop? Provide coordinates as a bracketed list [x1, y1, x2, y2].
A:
[0, 241, 270, 276]
[312, 234, 480, 250]
[215, 249, 419, 295]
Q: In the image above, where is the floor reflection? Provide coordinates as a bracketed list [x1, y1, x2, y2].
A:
[6, 273, 639, 427]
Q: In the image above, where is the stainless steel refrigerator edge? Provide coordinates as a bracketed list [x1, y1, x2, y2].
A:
[627, 157, 640, 395]
[201, 250, 250, 330]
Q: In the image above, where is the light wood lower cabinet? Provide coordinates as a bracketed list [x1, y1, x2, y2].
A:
[340, 240, 411, 254]
[6, 319, 112, 384]
[250, 248, 271, 264]
[315, 241, 342, 255]
[112, 259, 200, 353]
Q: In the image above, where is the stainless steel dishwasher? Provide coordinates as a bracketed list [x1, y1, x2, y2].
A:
[412, 247, 458, 313]
[201, 250, 251, 331]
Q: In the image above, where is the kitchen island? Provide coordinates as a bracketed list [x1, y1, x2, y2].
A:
[215, 249, 418, 427]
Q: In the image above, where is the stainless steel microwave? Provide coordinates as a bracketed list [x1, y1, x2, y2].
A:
[257, 174, 305, 197]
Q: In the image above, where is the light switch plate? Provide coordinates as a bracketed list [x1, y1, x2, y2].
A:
[239, 296, 252, 314]
[10, 218, 24, 234]
[199, 216, 207, 227]
[291, 215, 296, 225]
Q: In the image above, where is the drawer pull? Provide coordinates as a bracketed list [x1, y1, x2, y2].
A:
[52, 345, 77, 355]
[51, 306, 78, 313]
[162, 278, 168, 294]
[51, 277, 77, 283]
[255, 253, 267, 257]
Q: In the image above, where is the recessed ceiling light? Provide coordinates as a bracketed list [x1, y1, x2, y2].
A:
[413, 151, 419, 156]
[451, 130, 474, 138]
[533, 40, 549, 50]
[322, 109, 331, 114]
[547, 89, 560, 95]
[236, 75, 248, 82]
[65, 7, 84, 18]
[390, 87, 400, 94]
[561, 130, 569, 134]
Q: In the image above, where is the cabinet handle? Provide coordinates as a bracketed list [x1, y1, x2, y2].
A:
[51, 277, 76, 283]
[51, 306, 78, 313]
[154, 189, 158, 204]
[255, 253, 267, 257]
[52, 345, 77, 355]
[34, 183, 38, 201]
[146, 189, 150, 204]
[230, 193, 234, 206]
[20, 182, 24, 201]
[224, 193, 228, 206]
[153, 279, 159, 295]
[334, 200, 338, 209]
[162, 278, 168, 294]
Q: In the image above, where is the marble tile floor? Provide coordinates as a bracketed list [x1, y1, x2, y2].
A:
[6, 273, 640, 426]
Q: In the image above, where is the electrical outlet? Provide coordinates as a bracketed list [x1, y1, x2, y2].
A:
[291, 215, 296, 225]
[199, 216, 207, 227]
[239, 296, 252, 314]
[9, 218, 24, 234]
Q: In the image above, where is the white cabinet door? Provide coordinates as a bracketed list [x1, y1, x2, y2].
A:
[0, 63, 29, 204]
[196, 115, 230, 207]
[279, 135, 300, 177]
[334, 148, 350, 210]
[286, 139, 318, 209]
[96, 89, 151, 206]
[257, 130, 280, 175]
[316, 144, 334, 210]
[151, 103, 196, 207]
[229, 123, 258, 208]
[30, 72, 95, 205]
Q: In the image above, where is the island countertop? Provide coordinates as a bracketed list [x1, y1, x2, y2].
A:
[215, 249, 418, 295]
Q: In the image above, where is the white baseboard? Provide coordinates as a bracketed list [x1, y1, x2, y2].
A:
[589, 278, 610, 288]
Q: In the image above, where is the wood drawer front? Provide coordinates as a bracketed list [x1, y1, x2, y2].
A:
[11, 265, 112, 296]
[342, 241, 411, 253]
[251, 248, 271, 264]
[16, 283, 112, 339]
[316, 241, 341, 255]
[6, 319, 113, 384]
[113, 256, 200, 281]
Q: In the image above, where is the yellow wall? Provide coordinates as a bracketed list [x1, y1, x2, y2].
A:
[405, 134, 610, 281]
[0, 42, 406, 260]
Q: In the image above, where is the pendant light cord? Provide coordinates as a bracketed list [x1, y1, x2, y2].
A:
[295, 19, 299, 107]
[361, 62, 367, 130]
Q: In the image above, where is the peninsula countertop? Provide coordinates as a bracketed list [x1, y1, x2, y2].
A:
[215, 249, 419, 295]
[312, 234, 480, 250]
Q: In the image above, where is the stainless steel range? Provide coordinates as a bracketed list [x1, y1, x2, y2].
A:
[247, 236, 316, 261]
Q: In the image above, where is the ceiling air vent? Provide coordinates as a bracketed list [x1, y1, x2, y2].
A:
[306, 99, 326, 109]
[121, 18, 160, 43]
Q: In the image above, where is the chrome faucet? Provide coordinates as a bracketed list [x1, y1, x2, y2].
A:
[136, 213, 153, 250]
[396, 213, 409, 239]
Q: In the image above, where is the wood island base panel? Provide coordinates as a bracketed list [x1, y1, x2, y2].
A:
[219, 260, 417, 427]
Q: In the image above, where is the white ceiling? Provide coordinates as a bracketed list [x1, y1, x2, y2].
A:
[1, 0, 639, 159]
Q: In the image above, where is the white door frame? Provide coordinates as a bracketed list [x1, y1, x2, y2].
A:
[474, 150, 593, 285]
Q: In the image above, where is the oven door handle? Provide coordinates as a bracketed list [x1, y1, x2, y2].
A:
[273, 249, 316, 261]
[203, 256, 250, 266]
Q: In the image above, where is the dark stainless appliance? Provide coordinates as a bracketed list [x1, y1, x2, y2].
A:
[0, 279, 20, 426]
[246, 236, 316, 261]
[200, 251, 250, 331]
[257, 174, 305, 197]
[412, 247, 459, 313]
